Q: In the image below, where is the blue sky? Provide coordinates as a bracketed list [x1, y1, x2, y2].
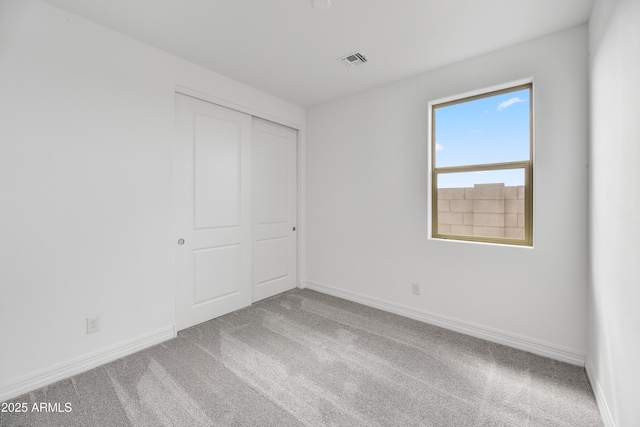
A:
[434, 88, 530, 188]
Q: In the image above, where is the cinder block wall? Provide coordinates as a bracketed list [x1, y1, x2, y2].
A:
[437, 183, 525, 239]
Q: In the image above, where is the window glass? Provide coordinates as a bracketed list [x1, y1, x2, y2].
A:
[432, 84, 532, 246]
[437, 168, 524, 188]
[436, 169, 526, 241]
[434, 88, 530, 168]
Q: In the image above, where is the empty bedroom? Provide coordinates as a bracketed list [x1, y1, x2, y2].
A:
[1, 0, 638, 426]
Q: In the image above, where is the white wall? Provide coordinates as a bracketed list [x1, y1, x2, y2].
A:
[0, 0, 304, 400]
[306, 26, 589, 361]
[588, 0, 640, 425]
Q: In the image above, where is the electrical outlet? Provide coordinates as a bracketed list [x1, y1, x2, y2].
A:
[412, 283, 421, 296]
[87, 317, 100, 334]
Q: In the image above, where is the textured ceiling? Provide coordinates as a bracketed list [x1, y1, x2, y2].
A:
[43, 0, 594, 107]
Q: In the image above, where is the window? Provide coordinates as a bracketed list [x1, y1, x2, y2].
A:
[431, 83, 533, 246]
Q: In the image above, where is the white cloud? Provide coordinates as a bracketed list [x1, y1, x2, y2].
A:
[435, 143, 444, 152]
[497, 97, 524, 111]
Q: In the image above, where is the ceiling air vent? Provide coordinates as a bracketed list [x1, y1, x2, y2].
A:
[339, 51, 368, 68]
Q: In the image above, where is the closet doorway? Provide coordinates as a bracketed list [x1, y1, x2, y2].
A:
[174, 93, 297, 331]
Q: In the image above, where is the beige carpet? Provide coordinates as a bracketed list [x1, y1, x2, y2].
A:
[1, 289, 603, 426]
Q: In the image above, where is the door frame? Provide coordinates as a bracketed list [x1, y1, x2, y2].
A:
[173, 85, 305, 328]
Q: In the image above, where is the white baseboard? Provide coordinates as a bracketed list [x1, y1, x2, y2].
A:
[585, 360, 616, 427]
[0, 326, 175, 403]
[304, 280, 586, 366]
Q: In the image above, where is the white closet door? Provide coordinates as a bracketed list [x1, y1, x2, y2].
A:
[252, 117, 298, 302]
[174, 93, 252, 331]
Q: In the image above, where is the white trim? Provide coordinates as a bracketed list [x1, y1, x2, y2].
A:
[296, 127, 307, 293]
[174, 85, 301, 131]
[304, 280, 586, 366]
[0, 326, 175, 402]
[585, 359, 616, 427]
